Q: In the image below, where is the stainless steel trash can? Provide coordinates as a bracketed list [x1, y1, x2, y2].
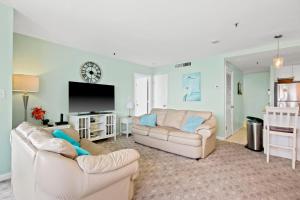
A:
[245, 116, 263, 151]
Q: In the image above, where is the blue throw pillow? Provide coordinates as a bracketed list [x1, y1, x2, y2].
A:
[52, 129, 80, 147]
[73, 145, 90, 156]
[140, 114, 157, 127]
[181, 116, 204, 133]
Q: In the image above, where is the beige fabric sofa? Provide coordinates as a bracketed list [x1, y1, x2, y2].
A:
[11, 122, 140, 200]
[132, 108, 217, 159]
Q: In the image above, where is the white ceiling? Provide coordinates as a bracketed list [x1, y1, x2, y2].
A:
[1, 0, 300, 67]
[227, 46, 300, 74]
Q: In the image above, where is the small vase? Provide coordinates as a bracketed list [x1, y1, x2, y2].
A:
[42, 119, 49, 125]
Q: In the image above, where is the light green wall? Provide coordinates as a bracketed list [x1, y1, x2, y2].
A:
[154, 56, 225, 138]
[0, 3, 13, 175]
[227, 62, 244, 131]
[13, 33, 152, 127]
[243, 72, 270, 119]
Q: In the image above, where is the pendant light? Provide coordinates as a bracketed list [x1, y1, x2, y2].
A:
[273, 34, 284, 68]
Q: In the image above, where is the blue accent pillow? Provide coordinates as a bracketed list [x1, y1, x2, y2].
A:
[140, 114, 157, 127]
[181, 116, 204, 133]
[73, 145, 90, 156]
[52, 129, 80, 147]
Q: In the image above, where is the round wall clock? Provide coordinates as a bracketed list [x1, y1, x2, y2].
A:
[80, 61, 102, 83]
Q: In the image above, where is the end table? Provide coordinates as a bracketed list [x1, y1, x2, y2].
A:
[120, 116, 133, 137]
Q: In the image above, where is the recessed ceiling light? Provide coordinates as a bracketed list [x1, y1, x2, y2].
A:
[211, 40, 220, 44]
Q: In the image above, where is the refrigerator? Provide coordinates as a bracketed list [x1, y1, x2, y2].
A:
[275, 82, 300, 108]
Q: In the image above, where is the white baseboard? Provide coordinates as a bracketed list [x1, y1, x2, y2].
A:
[0, 173, 11, 182]
[216, 136, 225, 140]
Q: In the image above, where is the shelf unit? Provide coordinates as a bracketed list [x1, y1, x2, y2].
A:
[69, 113, 116, 141]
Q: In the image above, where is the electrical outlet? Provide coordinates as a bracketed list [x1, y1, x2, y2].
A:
[0, 89, 6, 99]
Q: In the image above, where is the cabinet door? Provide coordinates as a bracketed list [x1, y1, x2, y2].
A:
[276, 66, 293, 79]
[292, 65, 300, 81]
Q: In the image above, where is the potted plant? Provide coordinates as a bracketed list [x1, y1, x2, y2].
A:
[31, 106, 49, 125]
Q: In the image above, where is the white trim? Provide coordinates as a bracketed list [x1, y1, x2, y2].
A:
[216, 136, 226, 140]
[224, 62, 234, 138]
[0, 173, 11, 182]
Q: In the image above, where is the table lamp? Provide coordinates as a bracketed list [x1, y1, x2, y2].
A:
[126, 101, 134, 117]
[13, 74, 39, 121]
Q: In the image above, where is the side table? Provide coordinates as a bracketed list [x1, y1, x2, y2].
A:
[119, 116, 133, 137]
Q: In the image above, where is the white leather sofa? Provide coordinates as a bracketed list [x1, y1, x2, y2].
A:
[11, 122, 140, 200]
[132, 108, 217, 159]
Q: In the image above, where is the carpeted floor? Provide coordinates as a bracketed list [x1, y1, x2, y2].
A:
[1, 136, 300, 200]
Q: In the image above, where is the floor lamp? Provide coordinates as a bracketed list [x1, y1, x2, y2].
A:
[13, 74, 39, 121]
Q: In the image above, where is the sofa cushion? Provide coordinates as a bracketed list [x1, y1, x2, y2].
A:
[151, 108, 168, 126]
[169, 131, 201, 140]
[182, 111, 212, 127]
[168, 136, 201, 147]
[132, 125, 150, 136]
[16, 122, 41, 139]
[73, 145, 90, 156]
[48, 127, 80, 142]
[52, 129, 80, 147]
[181, 116, 205, 133]
[149, 127, 169, 140]
[140, 114, 157, 127]
[28, 131, 77, 159]
[80, 138, 103, 155]
[76, 149, 140, 174]
[163, 109, 187, 129]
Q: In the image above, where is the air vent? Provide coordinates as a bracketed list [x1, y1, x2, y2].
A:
[175, 62, 191, 68]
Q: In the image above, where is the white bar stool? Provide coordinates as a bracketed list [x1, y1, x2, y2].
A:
[265, 106, 299, 169]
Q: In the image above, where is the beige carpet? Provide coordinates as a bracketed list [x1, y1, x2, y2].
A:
[1, 136, 300, 200]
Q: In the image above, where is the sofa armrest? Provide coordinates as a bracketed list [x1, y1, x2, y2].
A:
[132, 116, 140, 125]
[196, 116, 217, 158]
[76, 149, 140, 174]
[196, 115, 216, 132]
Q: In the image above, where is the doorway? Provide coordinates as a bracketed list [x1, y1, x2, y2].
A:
[225, 67, 234, 138]
[153, 74, 168, 109]
[134, 73, 151, 116]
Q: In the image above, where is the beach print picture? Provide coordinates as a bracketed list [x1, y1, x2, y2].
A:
[182, 72, 201, 102]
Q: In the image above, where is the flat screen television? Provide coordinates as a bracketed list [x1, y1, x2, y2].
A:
[69, 81, 115, 113]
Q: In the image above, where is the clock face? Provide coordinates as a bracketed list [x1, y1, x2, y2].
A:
[80, 61, 102, 83]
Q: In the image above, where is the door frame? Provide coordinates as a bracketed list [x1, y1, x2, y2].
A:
[134, 73, 152, 116]
[225, 64, 234, 139]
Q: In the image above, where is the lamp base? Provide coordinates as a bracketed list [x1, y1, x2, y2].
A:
[23, 94, 29, 121]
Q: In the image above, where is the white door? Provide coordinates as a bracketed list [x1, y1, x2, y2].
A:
[153, 74, 168, 109]
[226, 69, 234, 138]
[134, 74, 150, 116]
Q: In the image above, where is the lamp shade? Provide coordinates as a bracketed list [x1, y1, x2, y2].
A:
[126, 101, 134, 109]
[13, 74, 39, 93]
[273, 56, 284, 69]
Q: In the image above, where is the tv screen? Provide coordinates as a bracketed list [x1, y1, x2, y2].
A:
[69, 81, 115, 113]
